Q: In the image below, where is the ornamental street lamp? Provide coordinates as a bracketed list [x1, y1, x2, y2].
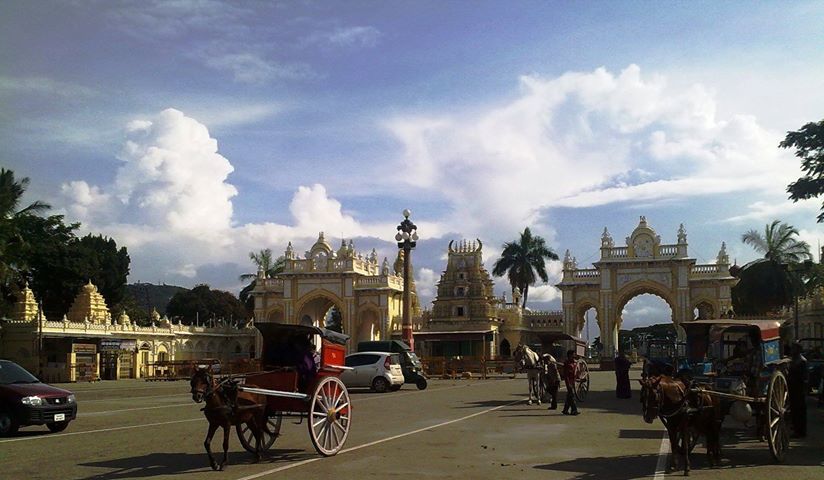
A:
[395, 209, 419, 352]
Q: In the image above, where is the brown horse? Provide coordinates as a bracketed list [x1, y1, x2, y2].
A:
[190, 368, 268, 471]
[639, 375, 722, 476]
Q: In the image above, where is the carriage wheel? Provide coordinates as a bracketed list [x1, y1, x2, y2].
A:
[575, 360, 590, 402]
[236, 413, 282, 453]
[308, 376, 351, 456]
[766, 370, 789, 463]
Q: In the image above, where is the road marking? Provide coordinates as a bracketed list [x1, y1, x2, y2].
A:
[81, 393, 190, 403]
[653, 433, 670, 480]
[0, 418, 203, 443]
[233, 398, 524, 480]
[81, 403, 195, 416]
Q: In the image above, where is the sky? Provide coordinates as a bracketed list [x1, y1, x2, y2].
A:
[2, 1, 824, 333]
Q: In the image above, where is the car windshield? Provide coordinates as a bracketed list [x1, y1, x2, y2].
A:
[0, 361, 40, 385]
[407, 352, 422, 366]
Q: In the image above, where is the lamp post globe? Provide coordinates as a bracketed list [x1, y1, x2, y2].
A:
[396, 210, 418, 352]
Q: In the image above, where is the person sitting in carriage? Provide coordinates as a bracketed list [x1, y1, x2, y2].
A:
[263, 333, 319, 390]
[724, 338, 754, 376]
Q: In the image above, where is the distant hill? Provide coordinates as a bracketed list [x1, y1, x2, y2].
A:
[125, 283, 188, 315]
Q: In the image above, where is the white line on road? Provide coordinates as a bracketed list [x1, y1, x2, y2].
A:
[653, 433, 670, 480]
[0, 418, 203, 444]
[233, 398, 524, 480]
[80, 403, 195, 416]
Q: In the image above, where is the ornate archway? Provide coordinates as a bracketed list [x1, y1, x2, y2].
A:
[557, 216, 738, 357]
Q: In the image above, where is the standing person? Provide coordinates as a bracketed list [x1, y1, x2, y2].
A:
[562, 350, 579, 415]
[788, 342, 808, 438]
[615, 350, 633, 399]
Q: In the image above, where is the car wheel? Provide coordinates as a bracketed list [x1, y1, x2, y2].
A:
[47, 421, 70, 433]
[372, 377, 389, 393]
[0, 410, 19, 436]
[416, 378, 428, 390]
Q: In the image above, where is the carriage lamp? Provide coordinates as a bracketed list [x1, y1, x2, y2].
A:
[396, 209, 418, 352]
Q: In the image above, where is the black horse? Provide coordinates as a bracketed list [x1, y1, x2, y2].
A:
[190, 368, 268, 471]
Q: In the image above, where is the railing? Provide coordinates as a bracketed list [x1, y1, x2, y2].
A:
[690, 264, 720, 275]
[573, 269, 600, 279]
[658, 245, 679, 256]
[420, 356, 517, 379]
[604, 247, 629, 258]
[354, 275, 404, 290]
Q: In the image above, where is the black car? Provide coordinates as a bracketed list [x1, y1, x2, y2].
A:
[0, 359, 77, 435]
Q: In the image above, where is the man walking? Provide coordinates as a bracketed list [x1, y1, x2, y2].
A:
[562, 350, 579, 415]
[788, 342, 808, 437]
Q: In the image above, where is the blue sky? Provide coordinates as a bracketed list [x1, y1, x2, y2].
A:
[3, 1, 823, 331]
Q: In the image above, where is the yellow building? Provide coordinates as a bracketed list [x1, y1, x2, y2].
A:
[0, 282, 256, 382]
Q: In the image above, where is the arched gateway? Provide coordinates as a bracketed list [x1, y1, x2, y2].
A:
[557, 217, 738, 358]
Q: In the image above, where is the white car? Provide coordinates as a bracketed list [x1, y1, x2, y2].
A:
[340, 352, 404, 392]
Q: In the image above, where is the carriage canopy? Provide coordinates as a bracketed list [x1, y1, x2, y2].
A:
[535, 333, 587, 358]
[682, 318, 787, 365]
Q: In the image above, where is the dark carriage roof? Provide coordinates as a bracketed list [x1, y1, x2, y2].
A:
[682, 318, 786, 341]
[254, 322, 350, 345]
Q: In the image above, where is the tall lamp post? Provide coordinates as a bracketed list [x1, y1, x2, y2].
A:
[395, 209, 419, 352]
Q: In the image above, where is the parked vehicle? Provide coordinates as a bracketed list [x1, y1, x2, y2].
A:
[340, 352, 404, 392]
[797, 337, 824, 395]
[0, 359, 77, 436]
[357, 340, 428, 390]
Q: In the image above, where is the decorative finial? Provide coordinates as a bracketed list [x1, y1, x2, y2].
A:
[677, 224, 687, 244]
[403, 208, 411, 218]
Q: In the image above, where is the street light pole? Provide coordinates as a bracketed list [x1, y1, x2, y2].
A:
[395, 209, 418, 352]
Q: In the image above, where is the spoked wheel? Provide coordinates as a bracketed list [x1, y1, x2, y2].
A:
[575, 360, 590, 402]
[308, 376, 351, 456]
[236, 413, 282, 453]
[766, 370, 789, 462]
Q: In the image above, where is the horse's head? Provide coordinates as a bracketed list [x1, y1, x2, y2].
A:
[513, 344, 526, 370]
[638, 376, 661, 424]
[190, 367, 213, 403]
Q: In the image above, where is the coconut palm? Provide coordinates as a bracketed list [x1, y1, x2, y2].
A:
[733, 220, 813, 315]
[238, 249, 286, 313]
[741, 220, 812, 264]
[0, 169, 51, 284]
[492, 228, 559, 308]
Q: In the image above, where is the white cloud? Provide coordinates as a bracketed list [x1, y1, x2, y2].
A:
[526, 284, 561, 303]
[0, 76, 97, 98]
[310, 26, 382, 48]
[415, 268, 439, 300]
[721, 198, 821, 224]
[386, 65, 800, 238]
[203, 53, 314, 84]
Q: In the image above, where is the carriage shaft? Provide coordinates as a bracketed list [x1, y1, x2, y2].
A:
[690, 388, 765, 403]
[238, 386, 309, 400]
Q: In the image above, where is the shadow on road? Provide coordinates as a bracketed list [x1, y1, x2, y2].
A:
[76, 449, 308, 479]
[535, 453, 659, 480]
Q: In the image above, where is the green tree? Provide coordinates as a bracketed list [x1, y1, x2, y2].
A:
[166, 284, 247, 325]
[492, 227, 559, 308]
[72, 234, 131, 308]
[733, 220, 812, 315]
[0, 168, 51, 287]
[238, 249, 285, 314]
[780, 119, 824, 222]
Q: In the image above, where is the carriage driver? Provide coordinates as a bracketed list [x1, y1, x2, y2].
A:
[724, 338, 754, 376]
[562, 350, 579, 416]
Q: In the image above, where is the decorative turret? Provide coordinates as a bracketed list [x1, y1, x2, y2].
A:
[369, 248, 378, 264]
[717, 242, 729, 265]
[284, 241, 296, 260]
[513, 286, 522, 306]
[150, 307, 161, 325]
[601, 228, 614, 248]
[677, 224, 687, 244]
[117, 310, 131, 326]
[11, 281, 40, 323]
[381, 257, 390, 275]
[66, 280, 112, 324]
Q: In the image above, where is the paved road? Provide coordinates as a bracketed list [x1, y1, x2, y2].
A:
[1, 370, 821, 479]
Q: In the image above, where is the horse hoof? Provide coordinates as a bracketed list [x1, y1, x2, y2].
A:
[210, 464, 219, 471]
[219, 463, 226, 471]
[527, 400, 533, 405]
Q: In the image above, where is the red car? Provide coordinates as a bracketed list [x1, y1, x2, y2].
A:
[0, 359, 77, 435]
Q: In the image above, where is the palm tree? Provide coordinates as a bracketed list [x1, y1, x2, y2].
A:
[0, 169, 51, 285]
[492, 228, 559, 308]
[733, 220, 812, 315]
[741, 220, 812, 264]
[238, 249, 286, 313]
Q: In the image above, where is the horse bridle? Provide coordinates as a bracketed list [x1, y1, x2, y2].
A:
[643, 378, 688, 420]
[191, 370, 216, 402]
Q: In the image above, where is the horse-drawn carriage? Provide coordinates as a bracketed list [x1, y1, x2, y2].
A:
[682, 318, 791, 462]
[190, 322, 352, 469]
[639, 336, 687, 378]
[797, 337, 824, 396]
[537, 332, 590, 402]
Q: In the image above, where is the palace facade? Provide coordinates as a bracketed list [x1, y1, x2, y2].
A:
[0, 281, 256, 382]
